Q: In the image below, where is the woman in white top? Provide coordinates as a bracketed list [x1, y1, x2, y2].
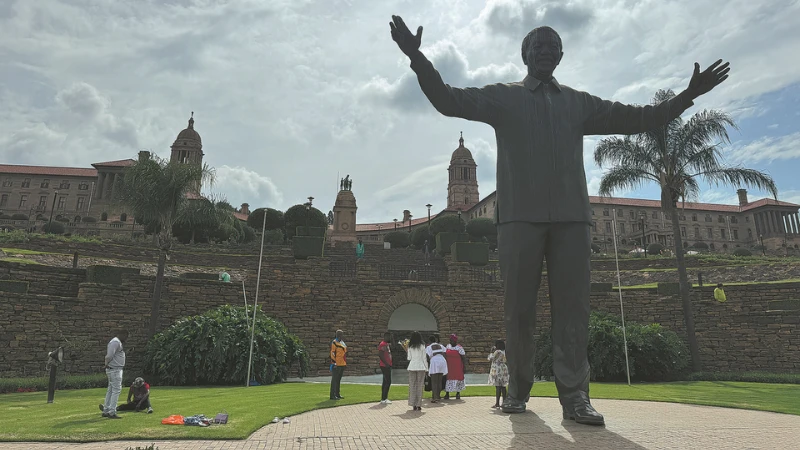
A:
[425, 335, 448, 403]
[403, 331, 428, 411]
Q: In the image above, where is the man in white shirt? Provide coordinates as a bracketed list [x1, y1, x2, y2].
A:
[99, 330, 128, 419]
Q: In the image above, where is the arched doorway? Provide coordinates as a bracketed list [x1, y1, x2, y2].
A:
[388, 303, 438, 369]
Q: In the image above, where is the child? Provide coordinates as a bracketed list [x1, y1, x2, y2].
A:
[116, 377, 153, 413]
[487, 339, 509, 408]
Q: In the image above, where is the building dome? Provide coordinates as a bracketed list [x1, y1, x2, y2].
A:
[174, 113, 201, 145]
[451, 132, 474, 162]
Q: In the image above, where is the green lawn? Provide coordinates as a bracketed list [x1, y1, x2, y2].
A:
[0, 381, 798, 442]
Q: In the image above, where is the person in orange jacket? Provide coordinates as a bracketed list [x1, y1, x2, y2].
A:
[330, 329, 347, 400]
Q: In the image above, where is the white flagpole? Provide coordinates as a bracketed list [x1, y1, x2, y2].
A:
[242, 280, 249, 328]
[246, 211, 268, 387]
[611, 208, 632, 386]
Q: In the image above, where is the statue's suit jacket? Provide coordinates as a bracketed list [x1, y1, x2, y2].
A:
[409, 53, 694, 224]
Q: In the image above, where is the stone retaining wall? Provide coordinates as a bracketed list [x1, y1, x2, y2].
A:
[1, 258, 798, 379]
[0, 261, 85, 297]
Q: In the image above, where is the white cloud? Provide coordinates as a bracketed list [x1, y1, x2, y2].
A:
[729, 132, 800, 164]
[0, 0, 798, 224]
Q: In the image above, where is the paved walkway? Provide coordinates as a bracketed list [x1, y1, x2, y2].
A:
[2, 397, 798, 449]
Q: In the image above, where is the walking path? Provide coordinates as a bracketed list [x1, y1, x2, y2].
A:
[2, 397, 797, 449]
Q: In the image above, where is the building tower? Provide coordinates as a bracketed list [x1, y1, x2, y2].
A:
[447, 132, 479, 209]
[170, 112, 205, 192]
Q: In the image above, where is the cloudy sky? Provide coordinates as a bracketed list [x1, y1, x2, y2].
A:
[2, 0, 799, 223]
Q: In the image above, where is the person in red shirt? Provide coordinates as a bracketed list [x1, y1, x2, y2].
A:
[116, 377, 152, 413]
[378, 332, 393, 404]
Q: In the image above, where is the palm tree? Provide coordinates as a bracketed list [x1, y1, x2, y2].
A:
[115, 154, 214, 337]
[594, 89, 778, 371]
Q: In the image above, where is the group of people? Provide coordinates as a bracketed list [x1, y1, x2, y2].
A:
[329, 329, 510, 411]
[98, 331, 154, 419]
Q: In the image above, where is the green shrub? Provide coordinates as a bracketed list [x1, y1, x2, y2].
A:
[247, 208, 284, 231]
[56, 217, 70, 223]
[591, 243, 601, 254]
[241, 224, 257, 243]
[409, 225, 431, 249]
[284, 205, 327, 239]
[685, 371, 800, 384]
[82, 216, 97, 223]
[42, 221, 65, 234]
[693, 242, 709, 250]
[263, 229, 284, 245]
[10, 213, 28, 220]
[35, 214, 46, 221]
[0, 373, 113, 394]
[384, 231, 410, 248]
[144, 305, 310, 385]
[647, 243, 664, 255]
[429, 214, 466, 235]
[466, 217, 496, 239]
[0, 214, 11, 220]
[733, 248, 752, 257]
[534, 311, 689, 382]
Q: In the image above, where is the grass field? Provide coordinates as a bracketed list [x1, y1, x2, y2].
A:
[0, 381, 798, 442]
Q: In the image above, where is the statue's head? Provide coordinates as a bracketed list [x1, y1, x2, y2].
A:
[521, 26, 563, 78]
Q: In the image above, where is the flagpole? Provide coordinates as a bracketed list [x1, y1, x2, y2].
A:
[611, 208, 632, 386]
[246, 211, 268, 387]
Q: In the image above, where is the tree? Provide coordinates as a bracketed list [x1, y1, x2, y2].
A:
[284, 204, 327, 239]
[175, 197, 220, 244]
[115, 154, 214, 337]
[247, 208, 284, 231]
[466, 217, 497, 241]
[410, 224, 430, 249]
[429, 214, 465, 236]
[594, 89, 778, 371]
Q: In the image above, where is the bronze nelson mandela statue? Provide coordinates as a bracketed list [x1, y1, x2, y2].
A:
[390, 15, 729, 425]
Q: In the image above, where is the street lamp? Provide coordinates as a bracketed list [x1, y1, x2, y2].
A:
[640, 212, 647, 258]
[759, 234, 765, 256]
[393, 218, 398, 230]
[304, 202, 311, 228]
[426, 203, 432, 246]
[47, 191, 59, 232]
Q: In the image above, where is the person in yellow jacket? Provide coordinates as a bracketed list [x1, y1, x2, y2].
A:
[330, 329, 347, 400]
[714, 283, 727, 303]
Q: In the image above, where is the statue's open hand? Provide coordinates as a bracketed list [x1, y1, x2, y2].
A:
[390, 15, 422, 57]
[687, 59, 730, 98]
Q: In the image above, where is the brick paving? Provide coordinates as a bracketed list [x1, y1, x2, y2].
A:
[2, 397, 798, 449]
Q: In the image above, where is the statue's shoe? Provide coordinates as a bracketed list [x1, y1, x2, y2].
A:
[561, 392, 605, 426]
[500, 398, 526, 414]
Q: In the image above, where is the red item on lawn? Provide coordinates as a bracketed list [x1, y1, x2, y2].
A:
[161, 415, 185, 425]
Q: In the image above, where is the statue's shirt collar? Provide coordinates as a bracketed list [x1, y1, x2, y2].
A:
[523, 75, 562, 92]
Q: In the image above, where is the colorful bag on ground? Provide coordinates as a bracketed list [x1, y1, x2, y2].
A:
[184, 414, 210, 427]
[214, 411, 229, 424]
[161, 415, 184, 425]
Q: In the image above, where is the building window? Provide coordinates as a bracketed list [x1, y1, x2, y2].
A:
[665, 213, 671, 220]
[40, 179, 50, 188]
[733, 229, 739, 240]
[718, 215, 724, 223]
[605, 222, 612, 233]
[692, 214, 697, 221]
[464, 197, 469, 204]
[603, 208, 609, 216]
[592, 221, 597, 232]
[0, 194, 7, 207]
[1, 179, 11, 187]
[57, 196, 66, 210]
[694, 227, 700, 237]
[651, 211, 658, 219]
[38, 196, 47, 209]
[745, 216, 750, 222]
[704, 214, 712, 222]
[591, 209, 595, 215]
[59, 180, 70, 189]
[730, 216, 738, 224]
[617, 209, 624, 218]
[620, 223, 626, 234]
[22, 178, 31, 188]
[748, 229, 753, 239]
[18, 195, 27, 208]
[629, 210, 635, 219]
[76, 197, 86, 211]
[706, 227, 713, 239]
[679, 214, 686, 221]
[681, 227, 686, 237]
[78, 182, 89, 190]
[720, 228, 726, 239]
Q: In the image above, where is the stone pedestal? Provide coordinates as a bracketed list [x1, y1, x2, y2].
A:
[329, 189, 358, 245]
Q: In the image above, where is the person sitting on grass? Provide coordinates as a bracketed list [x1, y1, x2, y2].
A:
[116, 377, 153, 413]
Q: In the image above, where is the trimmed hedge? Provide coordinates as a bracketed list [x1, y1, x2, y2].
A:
[451, 241, 489, 266]
[295, 226, 326, 237]
[534, 311, 689, 382]
[292, 236, 325, 259]
[647, 242, 664, 254]
[86, 265, 141, 285]
[384, 231, 410, 248]
[733, 247, 752, 257]
[42, 222, 65, 234]
[0, 280, 29, 293]
[10, 214, 28, 220]
[82, 216, 97, 223]
[0, 373, 114, 394]
[435, 232, 469, 255]
[685, 371, 800, 384]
